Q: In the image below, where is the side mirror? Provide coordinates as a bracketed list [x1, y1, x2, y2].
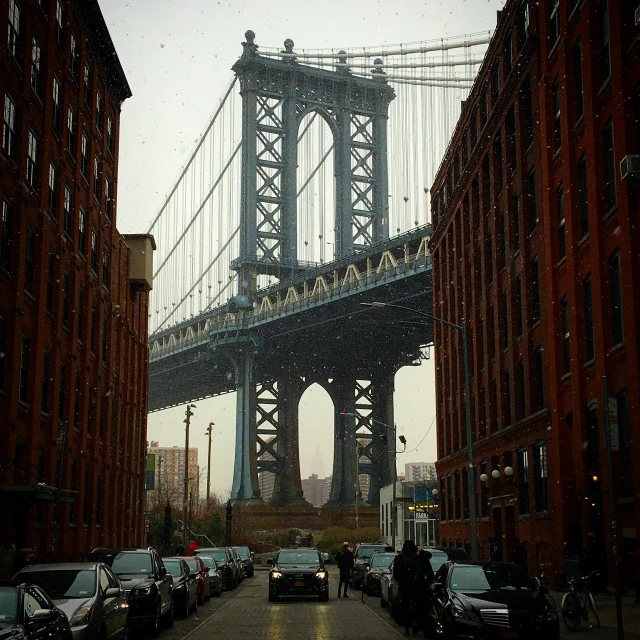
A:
[29, 609, 54, 622]
[251, 552, 255, 560]
[429, 582, 443, 593]
[203, 567, 210, 573]
[104, 587, 120, 599]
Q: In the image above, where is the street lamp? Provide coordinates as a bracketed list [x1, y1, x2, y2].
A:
[341, 411, 406, 551]
[362, 301, 479, 561]
[183, 404, 196, 549]
[205, 423, 214, 505]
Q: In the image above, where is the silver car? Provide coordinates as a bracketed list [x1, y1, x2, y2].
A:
[14, 562, 128, 639]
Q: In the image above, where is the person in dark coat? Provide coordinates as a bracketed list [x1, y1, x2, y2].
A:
[335, 542, 355, 598]
[393, 540, 418, 635]
[514, 539, 528, 575]
[414, 548, 436, 634]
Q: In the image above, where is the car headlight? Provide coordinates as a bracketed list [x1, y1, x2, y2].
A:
[451, 604, 481, 623]
[270, 571, 283, 579]
[316, 571, 327, 579]
[70, 605, 94, 627]
[132, 586, 153, 597]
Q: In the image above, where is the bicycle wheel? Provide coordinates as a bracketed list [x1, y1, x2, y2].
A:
[562, 592, 582, 632]
[588, 593, 601, 629]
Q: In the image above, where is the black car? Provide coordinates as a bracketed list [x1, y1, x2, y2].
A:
[0, 584, 71, 639]
[162, 558, 198, 619]
[351, 543, 393, 589]
[232, 546, 255, 578]
[268, 548, 329, 602]
[194, 548, 239, 590]
[85, 548, 173, 637]
[362, 551, 396, 596]
[427, 561, 559, 640]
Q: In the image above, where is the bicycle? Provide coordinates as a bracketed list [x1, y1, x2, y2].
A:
[561, 571, 601, 632]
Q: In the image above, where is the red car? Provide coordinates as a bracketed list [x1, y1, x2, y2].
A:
[178, 556, 211, 605]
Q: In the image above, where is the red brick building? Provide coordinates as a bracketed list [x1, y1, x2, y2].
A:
[0, 0, 154, 563]
[430, 0, 640, 586]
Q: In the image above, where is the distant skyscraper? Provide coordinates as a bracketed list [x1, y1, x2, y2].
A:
[404, 462, 436, 483]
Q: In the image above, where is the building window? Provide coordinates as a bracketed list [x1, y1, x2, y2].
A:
[93, 157, 101, 200]
[527, 168, 537, 234]
[480, 461, 490, 518]
[490, 378, 498, 433]
[488, 305, 496, 358]
[603, 118, 616, 212]
[516, 360, 526, 420]
[58, 362, 66, 421]
[533, 442, 548, 513]
[105, 178, 112, 221]
[616, 390, 634, 498]
[107, 116, 114, 154]
[26, 130, 38, 190]
[520, 77, 533, 150]
[84, 62, 92, 106]
[96, 91, 102, 132]
[48, 163, 58, 217]
[556, 182, 565, 261]
[461, 134, 468, 167]
[78, 207, 86, 257]
[583, 274, 595, 361]
[81, 132, 89, 179]
[24, 226, 36, 295]
[7, 0, 20, 59]
[513, 194, 520, 252]
[102, 246, 109, 290]
[477, 318, 485, 370]
[454, 471, 461, 520]
[561, 294, 571, 375]
[77, 287, 84, 342]
[531, 255, 540, 324]
[548, 0, 560, 50]
[599, 1, 611, 86]
[574, 40, 584, 121]
[516, 0, 530, 48]
[1, 199, 13, 273]
[3, 94, 17, 160]
[62, 271, 70, 328]
[46, 252, 54, 313]
[52, 77, 62, 131]
[41, 349, 50, 413]
[534, 345, 544, 411]
[515, 275, 523, 338]
[55, 0, 63, 47]
[67, 106, 76, 155]
[91, 229, 98, 273]
[63, 186, 72, 237]
[19, 333, 30, 404]
[608, 249, 624, 346]
[517, 449, 529, 515]
[480, 88, 488, 130]
[577, 153, 588, 237]
[446, 476, 453, 521]
[31, 38, 42, 97]
[503, 370, 511, 426]
[552, 77, 561, 152]
[70, 33, 79, 78]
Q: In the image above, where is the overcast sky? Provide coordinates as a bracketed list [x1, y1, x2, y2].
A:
[99, 0, 505, 496]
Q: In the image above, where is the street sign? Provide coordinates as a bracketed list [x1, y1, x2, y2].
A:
[146, 454, 156, 490]
[144, 519, 150, 532]
[415, 512, 430, 520]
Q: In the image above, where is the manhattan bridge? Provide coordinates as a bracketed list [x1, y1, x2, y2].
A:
[146, 31, 490, 508]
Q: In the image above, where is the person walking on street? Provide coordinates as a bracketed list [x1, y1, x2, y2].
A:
[335, 542, 355, 598]
[393, 540, 418, 635]
[633, 539, 640, 604]
[514, 539, 528, 575]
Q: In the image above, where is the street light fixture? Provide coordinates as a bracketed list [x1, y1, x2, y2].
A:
[361, 300, 480, 561]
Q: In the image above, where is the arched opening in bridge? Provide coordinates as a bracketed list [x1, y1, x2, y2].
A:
[298, 382, 335, 506]
[296, 111, 335, 265]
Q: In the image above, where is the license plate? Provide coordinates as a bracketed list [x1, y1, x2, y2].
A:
[294, 580, 304, 587]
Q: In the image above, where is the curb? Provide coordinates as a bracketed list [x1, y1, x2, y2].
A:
[359, 594, 406, 638]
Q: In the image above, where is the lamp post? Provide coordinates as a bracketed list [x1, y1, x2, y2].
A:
[205, 423, 213, 505]
[431, 487, 439, 546]
[183, 404, 196, 549]
[362, 301, 479, 561]
[341, 412, 406, 550]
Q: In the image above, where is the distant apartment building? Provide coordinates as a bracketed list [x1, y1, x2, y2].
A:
[301, 474, 332, 507]
[404, 462, 436, 483]
[148, 443, 199, 509]
[258, 436, 275, 501]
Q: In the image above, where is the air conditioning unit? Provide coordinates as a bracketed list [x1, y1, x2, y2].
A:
[636, 5, 640, 25]
[620, 155, 640, 180]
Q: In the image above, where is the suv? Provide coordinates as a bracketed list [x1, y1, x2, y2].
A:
[85, 547, 174, 637]
[232, 546, 255, 578]
[351, 543, 393, 590]
[194, 547, 240, 590]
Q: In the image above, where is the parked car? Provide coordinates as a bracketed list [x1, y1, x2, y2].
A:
[0, 583, 72, 639]
[85, 548, 173, 637]
[427, 561, 559, 639]
[13, 563, 128, 639]
[161, 558, 197, 619]
[268, 548, 329, 602]
[194, 548, 239, 591]
[351, 543, 393, 589]
[232, 546, 255, 578]
[181, 556, 210, 605]
[362, 551, 396, 596]
[196, 556, 224, 597]
[226, 547, 244, 582]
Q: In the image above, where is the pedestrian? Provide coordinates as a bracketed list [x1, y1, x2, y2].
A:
[514, 538, 528, 575]
[393, 540, 418, 635]
[335, 542, 355, 598]
[175, 544, 186, 556]
[188, 539, 198, 556]
[633, 539, 640, 605]
[413, 548, 435, 634]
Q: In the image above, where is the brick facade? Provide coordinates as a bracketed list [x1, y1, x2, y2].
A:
[429, 0, 640, 587]
[0, 0, 151, 562]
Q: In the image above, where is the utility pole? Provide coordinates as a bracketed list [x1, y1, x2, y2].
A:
[205, 422, 213, 505]
[183, 404, 196, 549]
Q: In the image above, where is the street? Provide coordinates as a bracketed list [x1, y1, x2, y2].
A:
[157, 566, 640, 640]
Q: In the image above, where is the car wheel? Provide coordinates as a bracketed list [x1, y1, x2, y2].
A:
[181, 593, 190, 618]
[165, 602, 174, 629]
[198, 587, 205, 606]
[149, 601, 162, 638]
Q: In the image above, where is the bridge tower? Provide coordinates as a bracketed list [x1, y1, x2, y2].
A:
[228, 32, 398, 507]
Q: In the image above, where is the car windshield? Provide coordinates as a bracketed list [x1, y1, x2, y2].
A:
[277, 550, 320, 565]
[163, 561, 183, 577]
[370, 554, 395, 568]
[428, 552, 449, 572]
[185, 559, 199, 572]
[356, 546, 385, 560]
[450, 565, 532, 592]
[199, 556, 216, 569]
[233, 546, 250, 558]
[0, 588, 18, 625]
[108, 553, 152, 576]
[206, 551, 227, 563]
[19, 569, 96, 599]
